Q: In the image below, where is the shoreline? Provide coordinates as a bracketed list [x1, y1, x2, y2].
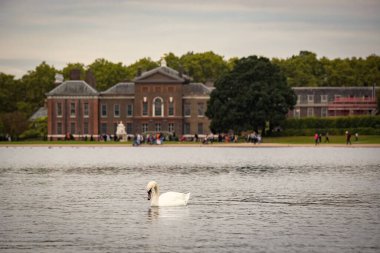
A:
[1, 143, 380, 148]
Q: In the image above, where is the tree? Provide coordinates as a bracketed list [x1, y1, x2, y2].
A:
[88, 58, 129, 91]
[0, 73, 19, 113]
[180, 51, 229, 83]
[206, 56, 296, 135]
[20, 62, 56, 115]
[126, 57, 159, 79]
[62, 63, 85, 80]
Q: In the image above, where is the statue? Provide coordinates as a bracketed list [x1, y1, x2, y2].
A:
[116, 121, 127, 142]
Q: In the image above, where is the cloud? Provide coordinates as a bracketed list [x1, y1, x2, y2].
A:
[0, 0, 379, 77]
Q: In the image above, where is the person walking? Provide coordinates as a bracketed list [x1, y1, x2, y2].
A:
[346, 131, 352, 145]
[314, 133, 319, 145]
[325, 132, 330, 143]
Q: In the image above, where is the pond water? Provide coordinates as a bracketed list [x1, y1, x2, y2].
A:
[0, 147, 379, 252]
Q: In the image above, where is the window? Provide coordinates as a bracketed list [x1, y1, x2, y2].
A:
[334, 95, 341, 101]
[153, 97, 163, 117]
[307, 108, 314, 117]
[168, 123, 174, 133]
[155, 123, 161, 132]
[57, 122, 62, 134]
[184, 123, 190, 134]
[83, 103, 89, 117]
[127, 104, 133, 117]
[307, 95, 314, 104]
[198, 123, 203, 134]
[321, 95, 328, 103]
[101, 123, 107, 134]
[114, 104, 120, 117]
[70, 102, 76, 117]
[142, 123, 148, 133]
[126, 123, 133, 134]
[184, 103, 191, 116]
[297, 95, 301, 104]
[321, 107, 328, 117]
[84, 122, 89, 134]
[70, 122, 76, 134]
[101, 104, 107, 117]
[56, 102, 62, 117]
[198, 103, 205, 116]
[168, 101, 174, 116]
[142, 102, 148, 116]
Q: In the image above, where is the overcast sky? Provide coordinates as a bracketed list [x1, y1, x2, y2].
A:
[0, 0, 379, 78]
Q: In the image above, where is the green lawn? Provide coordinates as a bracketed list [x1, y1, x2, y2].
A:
[264, 135, 380, 144]
[2, 135, 380, 145]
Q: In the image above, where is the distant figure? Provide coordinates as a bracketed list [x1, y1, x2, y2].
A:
[314, 133, 319, 145]
[325, 132, 330, 143]
[355, 133, 359, 142]
[318, 133, 322, 143]
[346, 131, 352, 145]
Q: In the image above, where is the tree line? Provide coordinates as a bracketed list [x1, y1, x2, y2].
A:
[0, 51, 379, 138]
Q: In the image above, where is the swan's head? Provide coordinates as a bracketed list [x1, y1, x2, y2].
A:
[146, 181, 158, 200]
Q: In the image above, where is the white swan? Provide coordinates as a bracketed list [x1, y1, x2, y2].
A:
[146, 181, 190, 207]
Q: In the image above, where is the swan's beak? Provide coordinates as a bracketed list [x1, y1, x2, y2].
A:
[147, 189, 152, 200]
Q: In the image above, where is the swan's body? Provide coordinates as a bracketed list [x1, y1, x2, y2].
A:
[146, 181, 190, 207]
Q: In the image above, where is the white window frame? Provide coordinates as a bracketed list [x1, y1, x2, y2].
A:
[114, 104, 120, 118]
[168, 101, 174, 116]
[168, 123, 174, 133]
[56, 102, 62, 117]
[70, 102, 76, 118]
[197, 102, 205, 117]
[142, 123, 148, 133]
[142, 102, 148, 116]
[321, 95, 328, 103]
[153, 97, 164, 117]
[83, 102, 89, 118]
[307, 107, 314, 117]
[127, 104, 133, 117]
[321, 107, 328, 117]
[184, 103, 191, 117]
[101, 104, 107, 117]
[307, 95, 314, 104]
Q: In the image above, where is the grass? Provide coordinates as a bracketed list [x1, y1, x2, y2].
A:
[1, 135, 380, 145]
[264, 135, 380, 144]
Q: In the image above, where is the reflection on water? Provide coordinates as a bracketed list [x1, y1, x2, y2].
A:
[0, 147, 380, 252]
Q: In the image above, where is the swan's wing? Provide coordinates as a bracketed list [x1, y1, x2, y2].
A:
[159, 191, 191, 206]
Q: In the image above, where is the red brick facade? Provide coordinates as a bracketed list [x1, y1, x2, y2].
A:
[46, 66, 212, 140]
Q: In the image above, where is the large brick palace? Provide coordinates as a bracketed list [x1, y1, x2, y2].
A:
[46, 64, 212, 140]
[46, 64, 378, 140]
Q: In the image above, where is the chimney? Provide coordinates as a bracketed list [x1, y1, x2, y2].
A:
[137, 68, 142, 77]
[70, 69, 81, 80]
[85, 69, 96, 89]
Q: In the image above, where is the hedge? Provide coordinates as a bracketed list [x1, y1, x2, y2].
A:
[271, 116, 380, 136]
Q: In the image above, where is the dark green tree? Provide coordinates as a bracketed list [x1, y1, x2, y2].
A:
[206, 56, 296, 135]
[20, 62, 56, 115]
[0, 73, 19, 113]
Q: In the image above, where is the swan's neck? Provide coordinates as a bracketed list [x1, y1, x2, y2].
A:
[150, 186, 160, 206]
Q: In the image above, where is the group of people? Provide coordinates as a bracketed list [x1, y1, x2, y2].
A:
[133, 133, 165, 146]
[247, 132, 262, 144]
[313, 132, 329, 145]
[314, 131, 359, 145]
